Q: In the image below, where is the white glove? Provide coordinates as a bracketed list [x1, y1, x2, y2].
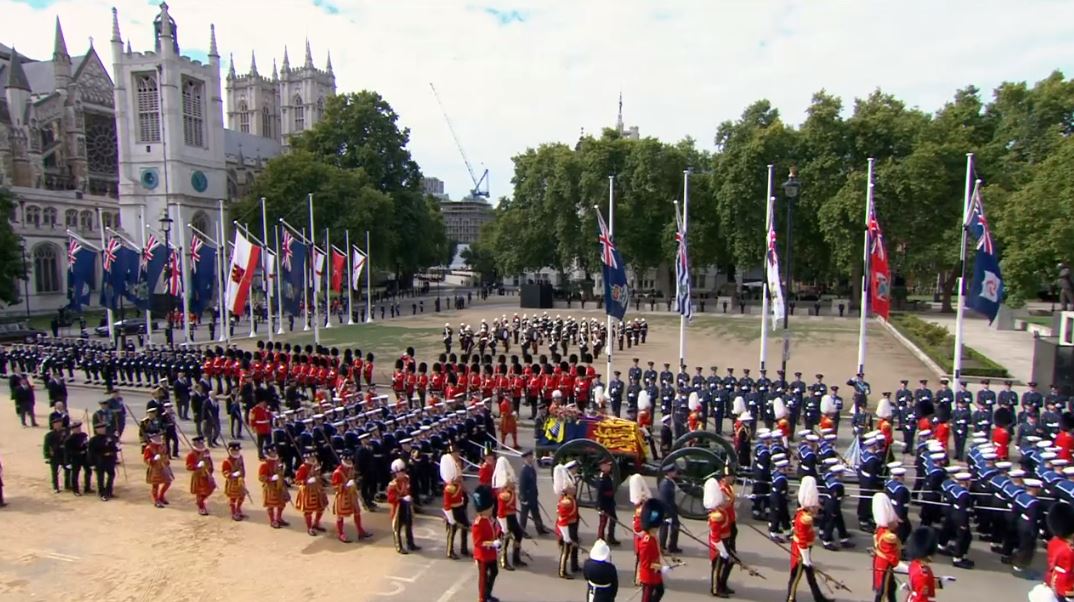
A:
[346, 479, 355, 488]
[152, 454, 161, 461]
[492, 539, 502, 549]
[230, 471, 241, 478]
[306, 477, 317, 484]
[894, 562, 910, 574]
[801, 547, 813, 567]
[196, 461, 205, 469]
[271, 474, 279, 482]
[498, 517, 508, 532]
[403, 495, 412, 503]
[941, 576, 957, 583]
[559, 525, 572, 544]
[444, 509, 456, 525]
[716, 541, 729, 560]
[660, 565, 672, 575]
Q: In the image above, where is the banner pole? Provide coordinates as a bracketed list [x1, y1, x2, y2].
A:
[759, 165, 773, 371]
[857, 158, 875, 375]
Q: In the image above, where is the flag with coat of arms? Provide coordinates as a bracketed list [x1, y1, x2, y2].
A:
[596, 209, 629, 321]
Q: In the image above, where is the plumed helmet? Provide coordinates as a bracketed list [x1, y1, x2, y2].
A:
[391, 459, 406, 474]
[915, 399, 935, 419]
[471, 485, 495, 513]
[1048, 502, 1074, 539]
[906, 526, 939, 560]
[640, 498, 667, 531]
[628, 473, 651, 505]
[872, 492, 897, 527]
[876, 396, 893, 419]
[553, 463, 571, 496]
[732, 396, 746, 415]
[492, 456, 515, 489]
[638, 390, 651, 412]
[688, 392, 700, 412]
[820, 395, 835, 415]
[439, 453, 458, 483]
[772, 397, 787, 420]
[993, 406, 1013, 428]
[798, 476, 820, 508]
[703, 477, 725, 511]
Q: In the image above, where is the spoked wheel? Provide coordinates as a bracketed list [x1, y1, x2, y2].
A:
[552, 439, 620, 508]
[671, 431, 738, 476]
[659, 446, 723, 520]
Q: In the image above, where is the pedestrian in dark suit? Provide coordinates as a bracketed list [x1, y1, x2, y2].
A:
[518, 449, 549, 535]
[658, 465, 682, 553]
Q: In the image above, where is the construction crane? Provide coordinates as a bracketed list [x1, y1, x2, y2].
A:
[429, 82, 489, 199]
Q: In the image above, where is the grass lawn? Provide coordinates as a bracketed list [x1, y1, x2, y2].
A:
[274, 322, 442, 359]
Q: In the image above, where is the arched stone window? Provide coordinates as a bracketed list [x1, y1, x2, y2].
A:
[191, 210, 210, 235]
[261, 105, 271, 138]
[65, 209, 78, 227]
[238, 100, 250, 133]
[293, 94, 304, 131]
[79, 210, 94, 231]
[24, 205, 41, 227]
[42, 207, 58, 227]
[33, 242, 60, 293]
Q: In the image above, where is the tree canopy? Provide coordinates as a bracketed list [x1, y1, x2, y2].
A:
[477, 71, 1074, 306]
[0, 188, 25, 306]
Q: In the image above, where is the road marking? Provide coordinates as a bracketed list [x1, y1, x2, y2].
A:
[369, 581, 405, 597]
[386, 559, 436, 583]
[435, 568, 472, 602]
[42, 552, 79, 563]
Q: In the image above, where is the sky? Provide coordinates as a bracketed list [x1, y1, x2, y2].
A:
[5, 0, 1074, 202]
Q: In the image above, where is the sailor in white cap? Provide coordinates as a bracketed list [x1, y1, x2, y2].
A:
[769, 457, 792, 541]
[884, 465, 912, 542]
[582, 538, 618, 602]
[820, 463, 854, 551]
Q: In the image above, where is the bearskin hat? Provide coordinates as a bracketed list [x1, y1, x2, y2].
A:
[906, 526, 939, 560]
[994, 406, 1013, 428]
[915, 399, 935, 420]
[1048, 503, 1074, 539]
[640, 498, 667, 531]
[1062, 412, 1074, 432]
[471, 485, 495, 513]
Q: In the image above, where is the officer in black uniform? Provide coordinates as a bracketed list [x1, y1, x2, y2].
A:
[88, 421, 119, 500]
[952, 396, 972, 460]
[608, 371, 624, 418]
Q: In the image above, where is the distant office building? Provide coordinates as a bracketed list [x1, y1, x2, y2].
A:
[422, 176, 448, 200]
[439, 196, 492, 244]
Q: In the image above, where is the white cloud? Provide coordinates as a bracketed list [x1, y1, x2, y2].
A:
[5, 0, 1074, 201]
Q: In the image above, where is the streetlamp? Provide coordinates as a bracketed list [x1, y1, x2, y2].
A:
[780, 167, 800, 374]
[160, 210, 174, 347]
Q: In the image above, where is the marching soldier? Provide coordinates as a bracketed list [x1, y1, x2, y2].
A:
[937, 470, 974, 569]
[637, 498, 670, 602]
[583, 539, 618, 602]
[555, 462, 581, 579]
[705, 477, 734, 598]
[331, 452, 372, 542]
[896, 379, 915, 448]
[871, 493, 901, 602]
[221, 441, 248, 521]
[387, 457, 419, 553]
[1040, 503, 1074, 601]
[785, 476, 833, 602]
[185, 436, 217, 516]
[63, 421, 92, 496]
[493, 456, 525, 569]
[906, 527, 957, 601]
[596, 457, 620, 546]
[885, 466, 912, 543]
[87, 421, 118, 501]
[441, 447, 471, 559]
[295, 449, 328, 536]
[143, 431, 174, 508]
[471, 485, 501, 602]
[259, 444, 290, 528]
[770, 456, 792, 541]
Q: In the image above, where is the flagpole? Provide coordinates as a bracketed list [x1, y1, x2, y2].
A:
[953, 153, 975, 379]
[245, 223, 255, 340]
[346, 230, 354, 325]
[324, 227, 332, 329]
[857, 158, 875, 375]
[678, 170, 689, 368]
[260, 197, 273, 342]
[275, 225, 285, 335]
[309, 194, 320, 344]
[140, 206, 152, 344]
[217, 199, 229, 343]
[175, 202, 192, 344]
[365, 230, 373, 323]
[605, 175, 615, 385]
[302, 226, 310, 332]
[95, 207, 115, 342]
[760, 165, 774, 371]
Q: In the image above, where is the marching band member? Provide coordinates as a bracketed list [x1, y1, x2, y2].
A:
[705, 477, 734, 598]
[554, 462, 581, 579]
[184, 435, 216, 516]
[221, 441, 247, 521]
[492, 456, 525, 569]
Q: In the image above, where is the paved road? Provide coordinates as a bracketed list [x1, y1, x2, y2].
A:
[52, 383, 1042, 602]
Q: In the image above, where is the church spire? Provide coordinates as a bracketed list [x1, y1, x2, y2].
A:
[325, 50, 333, 75]
[54, 16, 69, 59]
[111, 6, 122, 44]
[616, 91, 624, 134]
[281, 45, 290, 72]
[5, 47, 31, 91]
[250, 50, 259, 77]
[304, 38, 313, 69]
[272, 58, 278, 80]
[209, 23, 219, 58]
[227, 53, 236, 79]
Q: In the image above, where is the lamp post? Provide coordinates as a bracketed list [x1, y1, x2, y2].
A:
[21, 243, 30, 319]
[780, 167, 800, 374]
[160, 210, 174, 347]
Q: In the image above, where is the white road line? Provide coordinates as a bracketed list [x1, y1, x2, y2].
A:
[42, 552, 79, 562]
[434, 568, 472, 602]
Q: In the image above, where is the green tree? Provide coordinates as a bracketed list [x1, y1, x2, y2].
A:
[0, 188, 25, 306]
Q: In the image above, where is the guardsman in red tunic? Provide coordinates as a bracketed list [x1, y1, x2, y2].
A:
[499, 397, 518, 448]
[295, 449, 328, 536]
[906, 526, 953, 602]
[628, 474, 651, 585]
[554, 463, 581, 579]
[221, 441, 247, 521]
[932, 416, 950, 451]
[441, 447, 471, 559]
[143, 432, 174, 508]
[185, 436, 217, 515]
[871, 493, 901, 602]
[704, 477, 734, 597]
[259, 444, 290, 528]
[416, 363, 430, 407]
[387, 458, 419, 554]
[478, 449, 495, 487]
[1043, 504, 1074, 601]
[431, 364, 446, 397]
[637, 498, 670, 602]
[392, 359, 406, 398]
[331, 452, 371, 542]
[688, 393, 702, 432]
[493, 456, 525, 570]
[363, 353, 375, 386]
[992, 406, 1013, 460]
[786, 476, 832, 602]
[472, 485, 501, 602]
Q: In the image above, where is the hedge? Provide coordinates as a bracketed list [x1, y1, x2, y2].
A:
[888, 313, 1010, 378]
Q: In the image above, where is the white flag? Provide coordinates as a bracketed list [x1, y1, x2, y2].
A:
[312, 246, 326, 293]
[351, 247, 367, 290]
[265, 250, 276, 279]
[766, 226, 785, 328]
[226, 231, 260, 315]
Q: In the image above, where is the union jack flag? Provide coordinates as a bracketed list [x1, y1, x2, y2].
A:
[596, 212, 617, 270]
[190, 235, 203, 273]
[142, 234, 161, 269]
[167, 249, 183, 296]
[674, 209, 693, 320]
[103, 237, 121, 272]
[282, 230, 295, 271]
[868, 210, 886, 261]
[67, 238, 81, 268]
[965, 182, 994, 255]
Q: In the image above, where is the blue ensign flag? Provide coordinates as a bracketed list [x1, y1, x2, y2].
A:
[281, 229, 307, 315]
[66, 238, 95, 311]
[965, 183, 1004, 323]
[596, 210, 629, 321]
